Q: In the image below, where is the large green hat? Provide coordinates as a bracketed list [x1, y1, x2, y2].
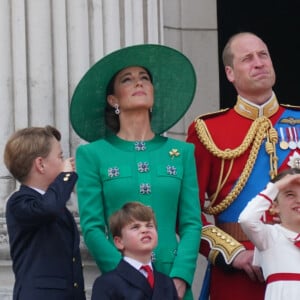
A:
[70, 44, 196, 142]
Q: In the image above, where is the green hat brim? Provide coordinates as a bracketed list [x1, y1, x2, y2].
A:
[70, 44, 196, 142]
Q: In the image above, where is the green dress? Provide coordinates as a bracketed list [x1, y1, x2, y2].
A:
[76, 134, 202, 299]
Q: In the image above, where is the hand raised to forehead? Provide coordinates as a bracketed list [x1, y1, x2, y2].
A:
[63, 157, 75, 172]
[275, 173, 300, 190]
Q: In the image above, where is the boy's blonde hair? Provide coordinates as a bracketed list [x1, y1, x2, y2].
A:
[4, 125, 61, 183]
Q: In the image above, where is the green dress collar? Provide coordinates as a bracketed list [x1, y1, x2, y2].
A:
[105, 134, 167, 152]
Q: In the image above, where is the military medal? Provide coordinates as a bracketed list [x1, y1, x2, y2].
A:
[288, 127, 297, 150]
[280, 140, 289, 150]
[296, 127, 300, 149]
[289, 141, 297, 150]
[279, 127, 289, 150]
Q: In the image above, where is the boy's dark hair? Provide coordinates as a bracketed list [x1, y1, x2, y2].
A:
[3, 125, 61, 183]
[109, 201, 157, 237]
[271, 167, 300, 183]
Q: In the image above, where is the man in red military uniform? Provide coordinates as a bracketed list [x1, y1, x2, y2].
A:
[187, 32, 300, 300]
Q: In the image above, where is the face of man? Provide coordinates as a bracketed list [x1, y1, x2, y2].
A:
[225, 33, 276, 104]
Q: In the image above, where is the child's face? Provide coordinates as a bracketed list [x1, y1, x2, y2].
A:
[114, 218, 158, 259]
[275, 183, 300, 227]
[42, 137, 64, 185]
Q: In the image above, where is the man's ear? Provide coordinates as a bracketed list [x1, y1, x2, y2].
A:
[225, 65, 234, 83]
[113, 236, 124, 251]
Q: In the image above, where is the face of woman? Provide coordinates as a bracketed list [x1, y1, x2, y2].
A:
[108, 66, 154, 112]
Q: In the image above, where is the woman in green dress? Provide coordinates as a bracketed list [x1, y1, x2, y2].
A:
[70, 44, 202, 300]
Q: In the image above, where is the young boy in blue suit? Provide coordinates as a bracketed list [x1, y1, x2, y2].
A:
[91, 202, 178, 300]
[4, 126, 86, 300]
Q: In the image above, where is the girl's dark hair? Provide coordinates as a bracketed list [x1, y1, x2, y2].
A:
[104, 67, 153, 134]
[271, 167, 300, 183]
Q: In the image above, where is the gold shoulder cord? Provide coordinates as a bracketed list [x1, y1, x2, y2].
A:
[195, 116, 278, 215]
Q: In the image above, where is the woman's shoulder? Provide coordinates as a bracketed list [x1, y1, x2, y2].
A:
[165, 136, 194, 150]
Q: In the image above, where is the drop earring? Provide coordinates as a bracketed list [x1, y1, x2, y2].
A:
[114, 104, 120, 115]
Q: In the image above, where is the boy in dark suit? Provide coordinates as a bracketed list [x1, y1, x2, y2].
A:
[91, 202, 178, 300]
[4, 126, 86, 300]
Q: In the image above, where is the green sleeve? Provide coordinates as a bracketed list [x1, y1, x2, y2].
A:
[169, 143, 202, 286]
[76, 144, 121, 273]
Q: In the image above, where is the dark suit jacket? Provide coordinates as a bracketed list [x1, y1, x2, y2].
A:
[6, 172, 86, 300]
[91, 259, 178, 300]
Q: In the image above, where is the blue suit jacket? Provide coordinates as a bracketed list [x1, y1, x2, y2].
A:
[6, 172, 86, 300]
[91, 259, 178, 300]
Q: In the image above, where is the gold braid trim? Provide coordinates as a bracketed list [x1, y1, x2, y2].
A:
[203, 225, 245, 264]
[195, 116, 278, 215]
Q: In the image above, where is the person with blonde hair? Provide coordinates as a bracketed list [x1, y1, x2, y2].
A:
[4, 125, 86, 300]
